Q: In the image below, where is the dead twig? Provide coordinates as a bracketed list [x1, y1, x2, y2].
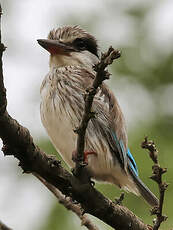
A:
[74, 47, 121, 177]
[115, 193, 125, 205]
[34, 173, 100, 230]
[141, 137, 168, 230]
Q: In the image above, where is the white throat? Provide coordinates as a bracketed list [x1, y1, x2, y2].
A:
[49, 50, 99, 70]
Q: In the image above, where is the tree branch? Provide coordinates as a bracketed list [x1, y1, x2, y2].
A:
[34, 173, 100, 230]
[75, 47, 120, 166]
[74, 48, 120, 180]
[0, 5, 150, 230]
[0, 221, 12, 230]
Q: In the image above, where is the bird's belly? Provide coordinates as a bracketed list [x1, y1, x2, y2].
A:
[40, 98, 76, 167]
[40, 96, 127, 188]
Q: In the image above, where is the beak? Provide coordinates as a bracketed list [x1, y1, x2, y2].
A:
[37, 39, 75, 55]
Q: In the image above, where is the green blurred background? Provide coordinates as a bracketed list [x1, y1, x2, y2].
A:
[0, 1, 172, 229]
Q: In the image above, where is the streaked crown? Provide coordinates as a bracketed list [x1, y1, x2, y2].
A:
[48, 25, 98, 57]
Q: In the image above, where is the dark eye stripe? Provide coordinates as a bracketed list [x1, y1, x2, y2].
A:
[72, 37, 98, 57]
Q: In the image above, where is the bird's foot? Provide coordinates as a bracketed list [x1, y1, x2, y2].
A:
[72, 150, 97, 164]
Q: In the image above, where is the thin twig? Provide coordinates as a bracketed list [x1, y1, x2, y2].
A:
[74, 47, 121, 173]
[115, 192, 125, 205]
[34, 173, 100, 230]
[141, 137, 168, 230]
[0, 5, 7, 116]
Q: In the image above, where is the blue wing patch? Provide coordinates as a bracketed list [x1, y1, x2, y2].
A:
[127, 149, 138, 177]
[111, 131, 138, 177]
[111, 131, 127, 168]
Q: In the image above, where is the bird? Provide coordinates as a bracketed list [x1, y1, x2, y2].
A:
[37, 25, 158, 207]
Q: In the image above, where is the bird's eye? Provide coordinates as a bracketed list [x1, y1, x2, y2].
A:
[74, 38, 86, 50]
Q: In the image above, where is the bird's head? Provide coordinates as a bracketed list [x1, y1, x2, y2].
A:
[37, 25, 99, 69]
